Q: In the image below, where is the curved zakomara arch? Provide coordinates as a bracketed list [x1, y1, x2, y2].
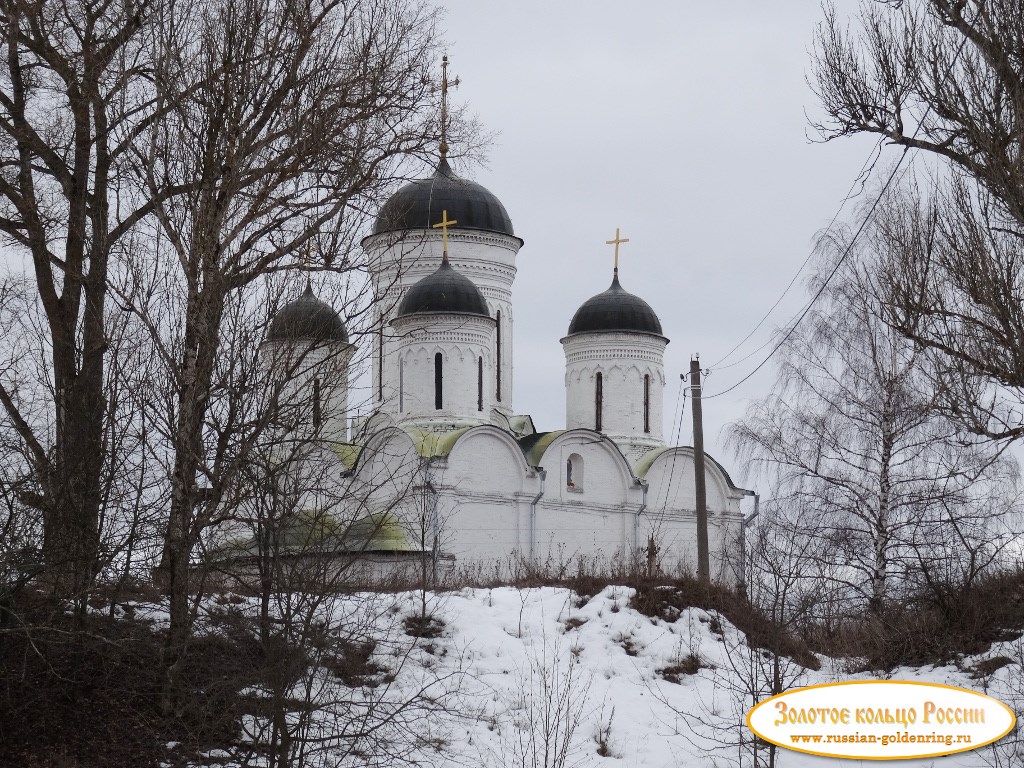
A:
[356, 410, 398, 441]
[445, 424, 532, 473]
[637, 446, 751, 509]
[444, 425, 533, 494]
[347, 424, 420, 492]
[533, 428, 638, 493]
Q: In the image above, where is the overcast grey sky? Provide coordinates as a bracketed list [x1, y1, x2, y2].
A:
[0, 1, 884, 488]
[434, 0, 882, 476]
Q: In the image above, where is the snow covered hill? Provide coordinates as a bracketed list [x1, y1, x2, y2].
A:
[150, 586, 1023, 768]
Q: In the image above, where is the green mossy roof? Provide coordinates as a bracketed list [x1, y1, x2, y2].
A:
[401, 425, 474, 458]
[215, 509, 411, 557]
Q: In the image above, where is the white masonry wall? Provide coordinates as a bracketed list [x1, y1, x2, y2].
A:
[390, 312, 497, 425]
[363, 229, 522, 418]
[561, 331, 668, 455]
[347, 425, 749, 583]
[642, 448, 748, 580]
[437, 427, 533, 566]
[261, 338, 352, 443]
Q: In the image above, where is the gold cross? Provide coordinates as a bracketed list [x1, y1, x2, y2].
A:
[438, 55, 460, 158]
[433, 209, 457, 259]
[606, 227, 629, 272]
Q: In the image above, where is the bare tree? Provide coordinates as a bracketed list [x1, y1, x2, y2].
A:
[500, 621, 591, 768]
[812, 0, 1024, 442]
[210, 345, 474, 767]
[728, 245, 1017, 614]
[111, 0, 448, 706]
[0, 259, 166, 615]
[0, 0, 176, 598]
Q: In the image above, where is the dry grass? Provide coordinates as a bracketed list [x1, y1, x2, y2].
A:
[803, 566, 1024, 670]
[0, 591, 263, 767]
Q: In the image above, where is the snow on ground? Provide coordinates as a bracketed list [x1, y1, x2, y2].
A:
[415, 586, 1022, 768]
[133, 586, 1022, 768]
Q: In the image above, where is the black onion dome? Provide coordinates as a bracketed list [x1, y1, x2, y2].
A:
[397, 260, 490, 318]
[373, 157, 515, 237]
[567, 274, 664, 336]
[267, 284, 349, 343]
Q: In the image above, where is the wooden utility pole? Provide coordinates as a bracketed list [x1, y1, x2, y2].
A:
[690, 357, 710, 582]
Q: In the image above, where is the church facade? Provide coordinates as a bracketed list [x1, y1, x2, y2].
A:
[253, 152, 752, 582]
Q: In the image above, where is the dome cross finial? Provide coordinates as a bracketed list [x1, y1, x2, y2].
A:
[301, 241, 314, 288]
[432, 209, 457, 263]
[438, 55, 460, 159]
[605, 227, 630, 277]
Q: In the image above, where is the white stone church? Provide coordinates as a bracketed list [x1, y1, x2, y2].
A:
[245, 152, 752, 581]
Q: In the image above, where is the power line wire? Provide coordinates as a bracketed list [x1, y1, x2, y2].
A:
[709, 137, 885, 370]
[703, 150, 916, 400]
[704, 33, 970, 400]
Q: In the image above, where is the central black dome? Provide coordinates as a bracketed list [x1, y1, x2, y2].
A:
[267, 283, 349, 343]
[373, 157, 515, 237]
[397, 260, 490, 318]
[567, 274, 664, 336]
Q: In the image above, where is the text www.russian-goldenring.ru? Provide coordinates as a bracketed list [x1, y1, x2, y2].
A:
[789, 732, 972, 747]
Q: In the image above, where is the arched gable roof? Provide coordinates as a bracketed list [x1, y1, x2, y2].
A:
[444, 424, 532, 475]
[517, 430, 566, 467]
[636, 446, 752, 500]
[348, 424, 417, 476]
[328, 441, 362, 472]
[528, 428, 638, 488]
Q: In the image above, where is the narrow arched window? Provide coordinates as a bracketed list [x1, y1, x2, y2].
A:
[376, 325, 384, 402]
[595, 371, 603, 432]
[399, 358, 404, 413]
[567, 453, 584, 489]
[434, 353, 443, 410]
[495, 310, 502, 402]
[643, 373, 651, 433]
[477, 356, 484, 411]
[313, 377, 322, 431]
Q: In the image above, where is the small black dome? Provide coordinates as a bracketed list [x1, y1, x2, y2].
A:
[267, 284, 349, 343]
[567, 273, 664, 336]
[373, 157, 515, 237]
[397, 260, 490, 318]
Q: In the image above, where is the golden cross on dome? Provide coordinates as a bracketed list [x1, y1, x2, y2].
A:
[606, 227, 629, 273]
[433, 209, 457, 261]
[301, 241, 315, 284]
[438, 55, 460, 159]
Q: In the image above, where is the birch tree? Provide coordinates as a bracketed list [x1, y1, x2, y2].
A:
[812, 0, 1024, 442]
[728, 244, 1017, 613]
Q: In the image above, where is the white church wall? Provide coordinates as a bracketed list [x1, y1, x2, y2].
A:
[643, 449, 744, 515]
[562, 331, 667, 444]
[364, 229, 521, 416]
[260, 338, 352, 443]
[439, 428, 533, 562]
[539, 431, 635, 505]
[391, 313, 496, 423]
[527, 431, 644, 564]
[351, 428, 423, 527]
[533, 503, 632, 566]
[438, 494, 529, 566]
[444, 428, 529, 491]
[641, 449, 748, 580]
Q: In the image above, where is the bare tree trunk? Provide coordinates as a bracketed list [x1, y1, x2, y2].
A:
[136, 0, 444, 708]
[0, 0, 160, 601]
[160, 282, 228, 709]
